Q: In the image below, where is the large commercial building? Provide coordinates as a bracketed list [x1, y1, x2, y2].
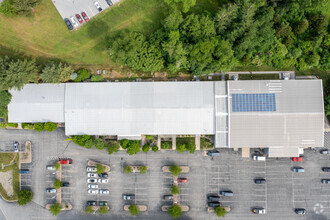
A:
[8, 80, 324, 157]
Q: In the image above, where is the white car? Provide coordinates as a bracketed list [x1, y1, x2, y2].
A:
[69, 16, 78, 28]
[87, 173, 98, 178]
[99, 189, 109, 194]
[87, 179, 97, 183]
[88, 184, 98, 189]
[87, 167, 97, 172]
[98, 179, 109, 183]
[94, 1, 102, 12]
[88, 189, 99, 194]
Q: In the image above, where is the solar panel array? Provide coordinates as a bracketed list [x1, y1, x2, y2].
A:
[232, 93, 276, 112]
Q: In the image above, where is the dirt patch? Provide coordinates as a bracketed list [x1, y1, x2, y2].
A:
[0, 171, 13, 197]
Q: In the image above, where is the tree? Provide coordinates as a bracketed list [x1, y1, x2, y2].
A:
[0, 90, 12, 117]
[142, 144, 150, 152]
[185, 142, 196, 154]
[44, 122, 57, 132]
[40, 62, 73, 83]
[71, 135, 92, 146]
[214, 206, 227, 217]
[85, 206, 93, 214]
[17, 189, 33, 205]
[128, 204, 140, 216]
[74, 69, 91, 82]
[96, 164, 105, 175]
[294, 19, 309, 34]
[176, 143, 185, 153]
[49, 203, 61, 216]
[145, 135, 153, 140]
[138, 166, 148, 174]
[94, 138, 106, 150]
[164, 0, 196, 13]
[107, 141, 120, 154]
[120, 139, 129, 149]
[123, 166, 132, 174]
[98, 206, 108, 214]
[126, 141, 140, 155]
[54, 162, 60, 170]
[168, 204, 182, 218]
[53, 179, 61, 189]
[91, 75, 104, 82]
[0, 0, 15, 16]
[34, 123, 44, 132]
[171, 185, 179, 194]
[84, 138, 94, 149]
[12, 0, 40, 16]
[152, 146, 159, 152]
[170, 165, 182, 176]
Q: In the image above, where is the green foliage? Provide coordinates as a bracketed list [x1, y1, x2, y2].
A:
[107, 141, 120, 154]
[53, 179, 61, 189]
[214, 206, 226, 217]
[0, 0, 15, 16]
[185, 142, 196, 154]
[123, 166, 132, 174]
[128, 204, 140, 216]
[152, 146, 159, 152]
[145, 135, 153, 140]
[96, 164, 105, 175]
[44, 122, 57, 132]
[0, 123, 7, 129]
[0, 90, 11, 118]
[170, 165, 182, 176]
[34, 123, 44, 132]
[94, 138, 106, 150]
[84, 138, 94, 149]
[142, 144, 150, 152]
[171, 185, 179, 195]
[85, 206, 94, 214]
[294, 19, 309, 34]
[17, 189, 33, 205]
[41, 62, 73, 83]
[71, 135, 92, 146]
[12, 0, 40, 16]
[7, 123, 18, 128]
[98, 206, 108, 214]
[54, 162, 60, 170]
[164, 0, 196, 13]
[91, 75, 104, 82]
[120, 139, 129, 149]
[49, 203, 61, 216]
[22, 123, 34, 130]
[138, 166, 148, 174]
[74, 69, 91, 82]
[176, 143, 185, 153]
[126, 140, 140, 155]
[168, 204, 182, 218]
[161, 141, 172, 149]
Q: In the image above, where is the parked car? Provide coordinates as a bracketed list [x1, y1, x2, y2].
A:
[46, 188, 57, 193]
[62, 182, 69, 187]
[208, 202, 220, 207]
[88, 184, 98, 189]
[19, 169, 29, 174]
[99, 189, 109, 194]
[81, 12, 89, 22]
[87, 166, 97, 172]
[220, 191, 233, 197]
[75, 14, 83, 24]
[123, 194, 135, 200]
[69, 16, 78, 28]
[207, 150, 220, 156]
[98, 173, 108, 178]
[292, 167, 304, 173]
[87, 179, 97, 183]
[105, 0, 113, 6]
[252, 208, 266, 214]
[292, 156, 303, 162]
[164, 195, 173, 200]
[87, 201, 96, 206]
[87, 173, 98, 178]
[320, 149, 330, 154]
[99, 201, 108, 206]
[254, 178, 266, 184]
[88, 189, 98, 194]
[60, 159, 72, 164]
[253, 155, 265, 161]
[46, 165, 55, 171]
[321, 179, 330, 184]
[98, 179, 109, 183]
[13, 141, 19, 152]
[64, 18, 73, 30]
[322, 167, 330, 172]
[177, 178, 187, 183]
[295, 208, 306, 215]
[208, 196, 220, 202]
[94, 1, 102, 11]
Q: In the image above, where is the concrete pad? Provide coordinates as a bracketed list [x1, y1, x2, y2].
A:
[242, 148, 250, 158]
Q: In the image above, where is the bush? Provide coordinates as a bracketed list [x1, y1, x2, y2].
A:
[44, 122, 57, 132]
[84, 138, 94, 149]
[91, 75, 104, 82]
[0, 0, 15, 16]
[145, 135, 153, 140]
[85, 206, 93, 214]
[126, 140, 140, 155]
[0, 123, 6, 129]
[74, 69, 91, 82]
[22, 123, 34, 130]
[124, 166, 132, 174]
[94, 138, 105, 150]
[71, 135, 93, 146]
[17, 189, 33, 205]
[96, 164, 105, 175]
[0, 90, 12, 118]
[185, 142, 196, 154]
[170, 165, 182, 176]
[152, 146, 158, 152]
[107, 141, 120, 154]
[176, 143, 185, 153]
[171, 185, 179, 195]
[49, 203, 61, 216]
[161, 141, 172, 149]
[139, 166, 148, 174]
[7, 123, 18, 128]
[53, 179, 61, 189]
[98, 206, 108, 214]
[214, 206, 226, 217]
[142, 144, 150, 152]
[34, 123, 44, 132]
[120, 139, 129, 149]
[168, 204, 182, 218]
[128, 204, 140, 216]
[54, 162, 60, 170]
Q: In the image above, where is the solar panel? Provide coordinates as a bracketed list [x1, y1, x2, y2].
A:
[232, 93, 276, 112]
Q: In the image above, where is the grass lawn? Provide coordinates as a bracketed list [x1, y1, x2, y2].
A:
[0, 152, 16, 165]
[0, 153, 20, 201]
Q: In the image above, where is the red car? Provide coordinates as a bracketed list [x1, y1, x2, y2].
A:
[177, 178, 187, 183]
[81, 12, 89, 22]
[292, 157, 303, 162]
[60, 159, 72, 164]
[75, 14, 83, 24]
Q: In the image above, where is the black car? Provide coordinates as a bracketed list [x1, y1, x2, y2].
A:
[207, 196, 220, 202]
[105, 0, 113, 6]
[98, 173, 108, 178]
[321, 179, 330, 184]
[87, 201, 96, 206]
[64, 18, 73, 30]
[164, 195, 173, 200]
[99, 201, 108, 206]
[254, 178, 266, 184]
[208, 202, 220, 207]
[62, 182, 69, 187]
[322, 167, 330, 172]
[295, 208, 306, 215]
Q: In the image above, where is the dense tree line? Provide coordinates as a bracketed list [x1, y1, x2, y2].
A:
[108, 0, 329, 75]
[0, 0, 40, 16]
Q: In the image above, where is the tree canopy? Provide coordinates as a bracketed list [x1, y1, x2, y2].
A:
[128, 204, 140, 216]
[168, 204, 182, 218]
[170, 165, 182, 176]
[17, 189, 33, 205]
[44, 122, 57, 132]
[49, 203, 61, 216]
[214, 206, 227, 217]
[0, 90, 12, 118]
[41, 62, 73, 83]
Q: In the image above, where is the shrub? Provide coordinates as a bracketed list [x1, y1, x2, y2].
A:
[170, 165, 182, 176]
[214, 206, 226, 217]
[107, 141, 120, 154]
[91, 75, 104, 82]
[85, 206, 93, 214]
[34, 123, 44, 132]
[142, 144, 150, 152]
[53, 179, 61, 189]
[74, 69, 91, 82]
[152, 146, 158, 152]
[96, 164, 105, 175]
[71, 135, 93, 146]
[139, 166, 148, 174]
[17, 189, 33, 205]
[176, 143, 185, 153]
[44, 122, 57, 132]
[145, 135, 153, 140]
[0, 0, 15, 16]
[98, 206, 108, 214]
[128, 204, 140, 216]
[94, 138, 105, 150]
[0, 90, 12, 118]
[7, 123, 18, 128]
[84, 138, 94, 149]
[126, 140, 140, 155]
[54, 162, 60, 170]
[22, 123, 34, 130]
[168, 204, 182, 218]
[120, 139, 129, 149]
[161, 141, 172, 149]
[171, 185, 179, 195]
[124, 166, 132, 174]
[185, 142, 196, 154]
[0, 123, 6, 129]
[49, 203, 61, 216]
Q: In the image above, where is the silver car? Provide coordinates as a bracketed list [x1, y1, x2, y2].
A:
[46, 188, 57, 193]
[13, 141, 19, 152]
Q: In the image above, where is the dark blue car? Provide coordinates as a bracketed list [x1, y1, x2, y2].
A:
[19, 169, 29, 174]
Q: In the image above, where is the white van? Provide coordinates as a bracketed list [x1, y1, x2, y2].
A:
[253, 155, 266, 161]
